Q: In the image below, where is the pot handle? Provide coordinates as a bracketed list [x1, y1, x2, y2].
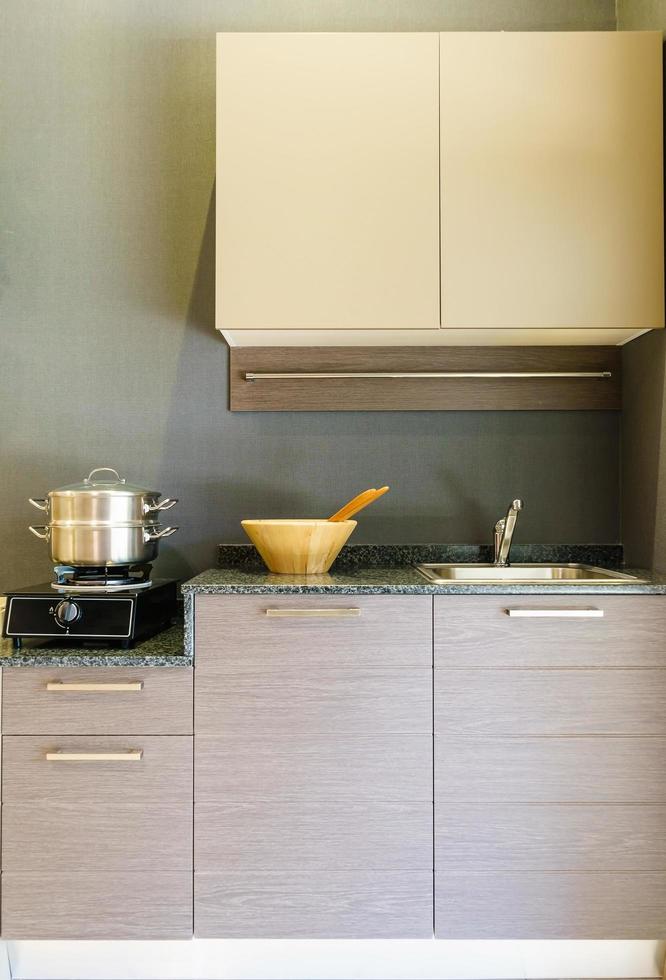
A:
[143, 525, 179, 542]
[145, 497, 178, 514]
[85, 467, 124, 485]
[29, 525, 50, 540]
[28, 498, 48, 512]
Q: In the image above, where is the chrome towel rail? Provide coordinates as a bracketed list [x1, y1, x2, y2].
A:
[245, 370, 612, 382]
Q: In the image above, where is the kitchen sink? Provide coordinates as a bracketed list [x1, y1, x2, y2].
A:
[415, 563, 645, 585]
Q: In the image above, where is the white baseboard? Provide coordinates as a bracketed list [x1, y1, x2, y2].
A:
[5, 939, 665, 980]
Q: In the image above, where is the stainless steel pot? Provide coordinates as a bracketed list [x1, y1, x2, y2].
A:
[28, 468, 178, 524]
[28, 522, 178, 567]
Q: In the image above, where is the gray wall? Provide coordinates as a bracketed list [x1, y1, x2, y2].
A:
[617, 0, 666, 570]
[1, 0, 618, 593]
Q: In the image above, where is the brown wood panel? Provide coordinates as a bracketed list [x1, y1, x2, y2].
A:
[435, 872, 666, 939]
[195, 870, 433, 938]
[2, 801, 192, 872]
[196, 668, 432, 735]
[195, 594, 432, 669]
[434, 595, 666, 667]
[435, 736, 666, 803]
[435, 803, 666, 872]
[2, 667, 193, 735]
[196, 801, 432, 871]
[2, 736, 192, 804]
[435, 668, 666, 735]
[230, 346, 621, 411]
[195, 735, 432, 803]
[2, 871, 192, 939]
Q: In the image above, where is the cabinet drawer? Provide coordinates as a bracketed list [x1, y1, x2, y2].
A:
[435, 669, 666, 735]
[2, 871, 192, 939]
[196, 801, 432, 871]
[195, 594, 432, 668]
[434, 596, 666, 667]
[196, 735, 432, 802]
[436, 803, 666, 872]
[2, 736, 192, 804]
[2, 667, 193, 734]
[196, 668, 432, 735]
[435, 872, 666, 939]
[435, 736, 666, 803]
[195, 870, 433, 938]
[3, 801, 192, 872]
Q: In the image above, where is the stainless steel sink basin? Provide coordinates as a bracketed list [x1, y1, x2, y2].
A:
[415, 563, 645, 585]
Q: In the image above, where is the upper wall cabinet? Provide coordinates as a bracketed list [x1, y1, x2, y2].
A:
[216, 32, 440, 331]
[439, 32, 664, 331]
[216, 31, 664, 347]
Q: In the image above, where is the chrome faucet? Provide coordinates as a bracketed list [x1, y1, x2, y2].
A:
[493, 499, 524, 566]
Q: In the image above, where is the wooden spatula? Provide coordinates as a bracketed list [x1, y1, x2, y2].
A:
[328, 486, 389, 522]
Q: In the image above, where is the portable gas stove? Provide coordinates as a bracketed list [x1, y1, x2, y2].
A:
[2, 564, 178, 649]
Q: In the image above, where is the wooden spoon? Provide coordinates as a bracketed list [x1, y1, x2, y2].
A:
[329, 486, 389, 522]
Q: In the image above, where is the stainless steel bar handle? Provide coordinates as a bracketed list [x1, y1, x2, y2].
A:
[28, 498, 48, 511]
[46, 750, 143, 762]
[265, 608, 361, 618]
[246, 371, 612, 382]
[506, 608, 604, 618]
[46, 681, 144, 693]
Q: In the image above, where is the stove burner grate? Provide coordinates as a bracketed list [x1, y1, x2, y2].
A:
[52, 563, 153, 592]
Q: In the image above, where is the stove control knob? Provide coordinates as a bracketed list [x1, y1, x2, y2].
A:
[53, 599, 82, 628]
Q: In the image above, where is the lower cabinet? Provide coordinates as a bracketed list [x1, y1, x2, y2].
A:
[434, 596, 666, 939]
[0, 668, 194, 939]
[4, 593, 666, 940]
[193, 594, 434, 938]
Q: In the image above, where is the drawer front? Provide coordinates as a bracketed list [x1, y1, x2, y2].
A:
[434, 596, 666, 667]
[195, 870, 433, 938]
[435, 669, 666, 735]
[2, 871, 192, 939]
[196, 668, 432, 735]
[436, 803, 666, 872]
[195, 594, 432, 668]
[3, 801, 192, 872]
[435, 872, 666, 939]
[2, 667, 193, 734]
[196, 735, 432, 802]
[196, 801, 432, 871]
[435, 736, 666, 803]
[3, 736, 192, 804]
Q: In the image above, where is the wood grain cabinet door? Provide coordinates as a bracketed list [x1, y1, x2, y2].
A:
[2, 666, 193, 734]
[434, 592, 666, 939]
[216, 32, 440, 331]
[1, 735, 193, 939]
[440, 31, 664, 330]
[196, 594, 432, 669]
[193, 593, 434, 938]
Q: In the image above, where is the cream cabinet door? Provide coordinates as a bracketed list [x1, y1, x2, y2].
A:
[440, 31, 664, 330]
[216, 32, 440, 331]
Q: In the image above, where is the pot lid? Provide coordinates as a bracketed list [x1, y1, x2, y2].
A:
[52, 468, 159, 496]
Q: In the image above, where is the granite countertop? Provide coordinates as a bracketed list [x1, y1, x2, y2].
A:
[182, 564, 666, 595]
[0, 624, 190, 668]
[180, 543, 666, 596]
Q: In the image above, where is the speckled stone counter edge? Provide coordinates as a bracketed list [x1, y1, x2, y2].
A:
[0, 624, 191, 668]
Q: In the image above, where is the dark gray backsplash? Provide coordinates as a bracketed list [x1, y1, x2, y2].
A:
[1, 0, 619, 593]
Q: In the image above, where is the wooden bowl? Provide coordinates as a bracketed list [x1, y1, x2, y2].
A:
[241, 519, 357, 574]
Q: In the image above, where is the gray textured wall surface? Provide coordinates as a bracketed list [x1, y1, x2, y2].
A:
[2, 1, 618, 592]
[617, 0, 666, 570]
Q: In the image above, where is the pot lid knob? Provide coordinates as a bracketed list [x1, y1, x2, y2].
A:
[85, 467, 125, 486]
